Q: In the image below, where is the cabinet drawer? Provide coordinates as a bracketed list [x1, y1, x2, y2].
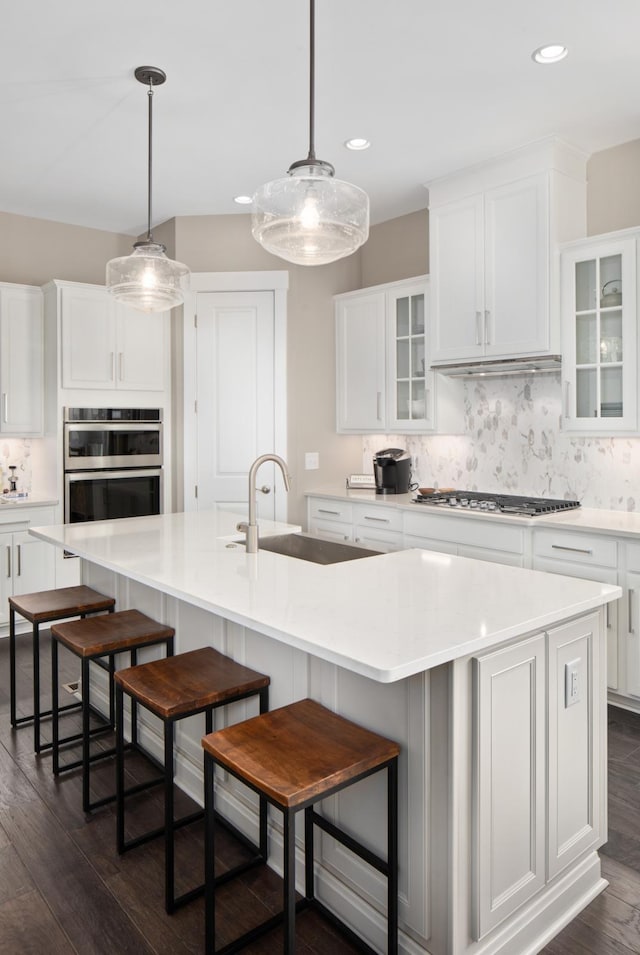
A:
[353, 526, 403, 552]
[626, 541, 640, 572]
[352, 502, 403, 533]
[308, 498, 353, 525]
[404, 511, 525, 555]
[533, 530, 617, 568]
[308, 519, 353, 543]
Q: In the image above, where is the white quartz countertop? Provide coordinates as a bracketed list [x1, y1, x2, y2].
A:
[0, 494, 58, 509]
[30, 509, 620, 683]
[307, 486, 640, 537]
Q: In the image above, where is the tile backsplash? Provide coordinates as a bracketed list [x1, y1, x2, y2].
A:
[0, 439, 33, 494]
[363, 374, 640, 511]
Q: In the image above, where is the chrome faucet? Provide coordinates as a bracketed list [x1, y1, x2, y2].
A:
[237, 454, 291, 553]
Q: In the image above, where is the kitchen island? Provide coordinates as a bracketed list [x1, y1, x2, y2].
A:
[31, 509, 620, 955]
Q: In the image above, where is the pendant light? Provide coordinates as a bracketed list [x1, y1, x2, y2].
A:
[106, 66, 189, 312]
[252, 0, 369, 266]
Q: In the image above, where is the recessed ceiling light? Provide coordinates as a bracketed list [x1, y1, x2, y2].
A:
[233, 195, 253, 205]
[532, 44, 568, 64]
[344, 138, 371, 151]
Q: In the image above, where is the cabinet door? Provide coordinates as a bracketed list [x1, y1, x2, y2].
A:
[626, 570, 640, 699]
[12, 531, 55, 600]
[473, 634, 546, 938]
[386, 284, 435, 430]
[61, 285, 117, 389]
[0, 531, 13, 625]
[484, 174, 549, 357]
[547, 613, 603, 879]
[115, 305, 167, 390]
[335, 292, 386, 432]
[0, 286, 43, 435]
[561, 237, 637, 432]
[430, 194, 484, 363]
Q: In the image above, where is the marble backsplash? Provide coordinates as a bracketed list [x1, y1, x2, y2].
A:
[362, 374, 640, 511]
[0, 439, 33, 494]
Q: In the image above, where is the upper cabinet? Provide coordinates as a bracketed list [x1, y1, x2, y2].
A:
[335, 276, 461, 434]
[0, 283, 43, 436]
[560, 229, 638, 433]
[428, 140, 587, 367]
[57, 283, 169, 391]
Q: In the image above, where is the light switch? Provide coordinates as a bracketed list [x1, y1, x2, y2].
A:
[305, 452, 319, 470]
[564, 657, 581, 708]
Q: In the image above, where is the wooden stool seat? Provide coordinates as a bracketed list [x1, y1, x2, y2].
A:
[50, 609, 175, 814]
[114, 646, 269, 719]
[202, 697, 400, 808]
[9, 585, 115, 623]
[53, 609, 175, 658]
[202, 698, 400, 954]
[8, 585, 116, 753]
[115, 646, 270, 914]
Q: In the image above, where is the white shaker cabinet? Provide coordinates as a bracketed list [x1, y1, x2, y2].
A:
[335, 276, 461, 434]
[473, 612, 604, 938]
[560, 230, 638, 433]
[59, 282, 168, 391]
[0, 508, 57, 628]
[428, 139, 586, 367]
[0, 283, 43, 436]
[431, 176, 549, 362]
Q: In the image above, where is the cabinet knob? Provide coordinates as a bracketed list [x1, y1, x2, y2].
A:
[258, 485, 271, 495]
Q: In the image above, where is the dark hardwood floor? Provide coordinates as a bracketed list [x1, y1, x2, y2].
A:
[1, 632, 640, 954]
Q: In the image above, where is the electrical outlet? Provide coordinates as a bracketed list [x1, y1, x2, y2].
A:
[305, 452, 319, 470]
[564, 658, 581, 708]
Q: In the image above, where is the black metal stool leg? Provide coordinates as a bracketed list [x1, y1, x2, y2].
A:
[305, 806, 314, 902]
[116, 683, 126, 853]
[259, 686, 269, 859]
[52, 638, 60, 775]
[82, 657, 91, 813]
[33, 622, 41, 753]
[388, 758, 399, 955]
[165, 718, 175, 913]
[204, 751, 216, 953]
[130, 648, 138, 748]
[284, 808, 297, 955]
[9, 608, 17, 727]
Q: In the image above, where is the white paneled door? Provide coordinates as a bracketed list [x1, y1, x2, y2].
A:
[193, 290, 278, 520]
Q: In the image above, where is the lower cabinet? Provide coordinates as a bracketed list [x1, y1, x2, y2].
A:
[0, 527, 55, 626]
[473, 612, 604, 939]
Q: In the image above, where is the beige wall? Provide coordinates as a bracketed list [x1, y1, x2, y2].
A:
[587, 139, 640, 236]
[360, 209, 429, 287]
[0, 211, 132, 286]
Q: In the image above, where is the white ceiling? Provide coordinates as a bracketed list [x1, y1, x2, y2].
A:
[2, 0, 640, 237]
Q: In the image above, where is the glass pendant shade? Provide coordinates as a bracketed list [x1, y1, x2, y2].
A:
[107, 242, 189, 312]
[106, 66, 189, 312]
[252, 163, 369, 266]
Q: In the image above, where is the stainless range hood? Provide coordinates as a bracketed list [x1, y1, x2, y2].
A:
[433, 355, 562, 378]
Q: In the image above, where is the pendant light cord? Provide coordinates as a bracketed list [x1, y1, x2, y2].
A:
[146, 79, 154, 242]
[307, 0, 316, 162]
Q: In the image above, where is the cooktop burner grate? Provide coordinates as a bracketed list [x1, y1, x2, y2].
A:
[413, 491, 581, 516]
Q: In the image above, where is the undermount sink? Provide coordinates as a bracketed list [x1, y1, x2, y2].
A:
[257, 533, 382, 565]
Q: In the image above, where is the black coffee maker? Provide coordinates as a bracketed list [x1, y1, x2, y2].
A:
[373, 448, 411, 494]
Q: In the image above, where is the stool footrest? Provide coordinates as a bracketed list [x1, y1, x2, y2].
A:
[12, 699, 82, 727]
[120, 807, 203, 855]
[55, 739, 134, 775]
[311, 808, 390, 877]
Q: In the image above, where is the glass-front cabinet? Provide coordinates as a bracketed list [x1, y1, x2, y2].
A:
[561, 233, 638, 433]
[386, 284, 431, 431]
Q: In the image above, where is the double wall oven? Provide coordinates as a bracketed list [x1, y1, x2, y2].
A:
[64, 408, 163, 525]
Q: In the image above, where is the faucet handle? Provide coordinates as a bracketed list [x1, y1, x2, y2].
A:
[236, 521, 248, 533]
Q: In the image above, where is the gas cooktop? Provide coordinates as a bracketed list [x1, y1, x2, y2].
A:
[413, 491, 581, 517]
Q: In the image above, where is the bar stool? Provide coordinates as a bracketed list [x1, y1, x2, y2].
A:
[9, 585, 116, 753]
[201, 698, 400, 955]
[114, 646, 270, 914]
[50, 608, 175, 814]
